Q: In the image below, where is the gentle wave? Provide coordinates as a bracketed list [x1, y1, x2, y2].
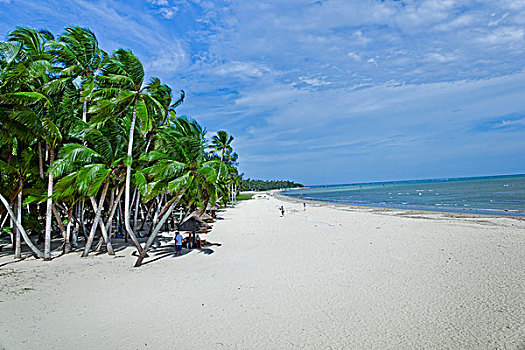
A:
[283, 174, 525, 216]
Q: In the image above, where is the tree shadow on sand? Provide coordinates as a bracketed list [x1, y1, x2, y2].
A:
[130, 238, 222, 265]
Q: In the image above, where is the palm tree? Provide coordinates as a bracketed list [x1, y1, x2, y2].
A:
[91, 49, 164, 254]
[133, 117, 224, 267]
[53, 124, 126, 256]
[49, 26, 105, 123]
[210, 130, 234, 180]
[2, 27, 66, 260]
[0, 192, 44, 258]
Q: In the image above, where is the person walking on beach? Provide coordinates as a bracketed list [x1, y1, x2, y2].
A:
[303, 202, 306, 211]
[174, 231, 183, 255]
[279, 205, 285, 216]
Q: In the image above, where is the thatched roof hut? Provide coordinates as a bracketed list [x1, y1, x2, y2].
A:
[177, 215, 211, 232]
[190, 210, 213, 222]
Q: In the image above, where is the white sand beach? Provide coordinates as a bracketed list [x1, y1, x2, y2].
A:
[0, 193, 524, 349]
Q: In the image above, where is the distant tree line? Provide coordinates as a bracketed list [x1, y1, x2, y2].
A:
[241, 178, 304, 191]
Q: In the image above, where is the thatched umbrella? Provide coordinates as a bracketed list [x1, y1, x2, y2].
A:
[190, 210, 213, 222]
[177, 215, 211, 232]
[206, 202, 219, 218]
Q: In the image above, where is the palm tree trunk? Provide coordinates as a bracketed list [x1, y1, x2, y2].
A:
[82, 180, 110, 257]
[15, 186, 22, 258]
[44, 147, 55, 260]
[133, 191, 141, 231]
[134, 193, 184, 267]
[0, 193, 44, 258]
[52, 205, 66, 239]
[89, 197, 114, 255]
[80, 200, 88, 240]
[124, 99, 143, 253]
[149, 195, 163, 235]
[64, 205, 73, 253]
[139, 200, 156, 231]
[82, 99, 87, 123]
[95, 183, 125, 251]
[37, 142, 44, 179]
[216, 153, 224, 180]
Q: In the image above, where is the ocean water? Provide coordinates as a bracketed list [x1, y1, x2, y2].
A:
[283, 174, 525, 216]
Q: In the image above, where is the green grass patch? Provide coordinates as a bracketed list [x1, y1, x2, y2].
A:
[236, 193, 253, 201]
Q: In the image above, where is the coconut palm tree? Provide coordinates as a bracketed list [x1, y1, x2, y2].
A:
[133, 117, 224, 267]
[90, 49, 164, 254]
[1, 27, 67, 260]
[210, 130, 234, 181]
[53, 123, 128, 256]
[49, 26, 105, 123]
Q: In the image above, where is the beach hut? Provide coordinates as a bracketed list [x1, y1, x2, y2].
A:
[177, 215, 211, 248]
[190, 210, 214, 223]
[177, 215, 211, 231]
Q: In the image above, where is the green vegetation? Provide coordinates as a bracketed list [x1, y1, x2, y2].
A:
[236, 193, 253, 201]
[241, 179, 304, 191]
[0, 25, 242, 266]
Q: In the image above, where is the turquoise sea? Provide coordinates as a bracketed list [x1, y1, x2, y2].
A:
[283, 174, 525, 216]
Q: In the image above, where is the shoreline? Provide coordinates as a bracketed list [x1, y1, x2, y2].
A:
[275, 190, 525, 221]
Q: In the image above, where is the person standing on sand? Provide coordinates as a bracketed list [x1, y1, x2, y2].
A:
[196, 232, 201, 248]
[303, 202, 306, 210]
[280, 206, 285, 216]
[174, 231, 183, 255]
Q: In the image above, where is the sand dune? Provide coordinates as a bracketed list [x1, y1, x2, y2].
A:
[1, 193, 524, 349]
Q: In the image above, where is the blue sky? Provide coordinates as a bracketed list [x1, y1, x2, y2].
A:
[1, 0, 524, 185]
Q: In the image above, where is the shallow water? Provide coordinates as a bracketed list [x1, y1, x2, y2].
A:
[283, 174, 525, 216]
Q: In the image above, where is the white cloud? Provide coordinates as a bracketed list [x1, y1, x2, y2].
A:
[298, 76, 331, 87]
[481, 26, 524, 44]
[213, 61, 271, 78]
[147, 0, 169, 5]
[488, 13, 509, 26]
[423, 52, 457, 63]
[147, 42, 188, 73]
[158, 7, 178, 19]
[347, 52, 362, 61]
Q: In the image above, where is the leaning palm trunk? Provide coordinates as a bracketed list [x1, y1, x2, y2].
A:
[123, 100, 143, 253]
[0, 193, 44, 258]
[134, 193, 183, 267]
[88, 197, 114, 255]
[104, 184, 124, 235]
[44, 148, 55, 260]
[52, 205, 66, 239]
[149, 195, 163, 235]
[95, 183, 125, 250]
[15, 186, 22, 258]
[82, 180, 110, 257]
[139, 200, 156, 231]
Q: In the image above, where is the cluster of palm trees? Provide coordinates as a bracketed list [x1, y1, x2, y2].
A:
[0, 26, 241, 267]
